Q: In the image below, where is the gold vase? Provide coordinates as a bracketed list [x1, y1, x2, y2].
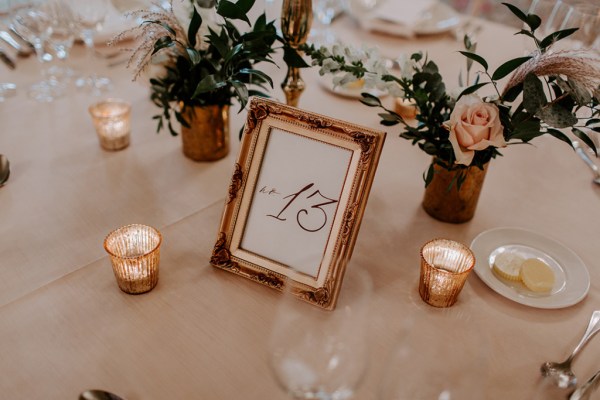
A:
[179, 103, 230, 162]
[422, 160, 489, 224]
[280, 0, 312, 106]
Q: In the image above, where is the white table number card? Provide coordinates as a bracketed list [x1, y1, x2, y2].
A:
[211, 98, 386, 310]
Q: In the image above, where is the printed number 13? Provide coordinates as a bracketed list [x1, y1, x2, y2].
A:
[267, 183, 338, 232]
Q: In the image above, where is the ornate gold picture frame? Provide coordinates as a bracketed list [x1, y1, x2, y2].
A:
[211, 97, 386, 310]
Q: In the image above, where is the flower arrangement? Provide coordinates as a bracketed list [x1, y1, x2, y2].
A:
[303, 3, 600, 189]
[114, 0, 304, 135]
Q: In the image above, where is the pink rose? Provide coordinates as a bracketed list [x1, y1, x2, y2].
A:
[447, 94, 506, 166]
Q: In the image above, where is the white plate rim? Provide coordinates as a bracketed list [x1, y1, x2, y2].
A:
[346, 0, 461, 36]
[471, 227, 590, 309]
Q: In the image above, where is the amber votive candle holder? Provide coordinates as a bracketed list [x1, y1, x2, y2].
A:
[419, 239, 475, 307]
[88, 99, 131, 151]
[104, 224, 162, 294]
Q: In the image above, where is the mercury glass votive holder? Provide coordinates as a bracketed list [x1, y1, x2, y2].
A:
[419, 238, 475, 307]
[104, 224, 162, 294]
[88, 99, 131, 151]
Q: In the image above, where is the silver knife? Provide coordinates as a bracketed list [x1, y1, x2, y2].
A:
[0, 30, 31, 57]
[0, 48, 15, 69]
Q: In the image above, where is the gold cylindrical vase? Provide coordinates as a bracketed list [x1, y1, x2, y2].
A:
[422, 160, 489, 224]
[180, 103, 230, 162]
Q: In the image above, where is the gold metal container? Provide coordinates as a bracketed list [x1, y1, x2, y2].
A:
[179, 103, 230, 162]
[422, 160, 489, 223]
[280, 0, 312, 107]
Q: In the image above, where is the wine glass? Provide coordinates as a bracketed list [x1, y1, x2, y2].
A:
[67, 0, 112, 95]
[379, 308, 490, 399]
[523, 0, 573, 53]
[310, 0, 343, 45]
[11, 3, 67, 102]
[44, 0, 77, 83]
[561, 3, 600, 52]
[268, 265, 372, 400]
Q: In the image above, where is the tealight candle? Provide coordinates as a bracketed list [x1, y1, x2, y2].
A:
[104, 224, 162, 294]
[88, 99, 131, 151]
[418, 238, 475, 307]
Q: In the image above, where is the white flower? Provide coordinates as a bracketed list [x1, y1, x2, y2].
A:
[333, 72, 359, 87]
[319, 58, 341, 75]
[397, 53, 418, 80]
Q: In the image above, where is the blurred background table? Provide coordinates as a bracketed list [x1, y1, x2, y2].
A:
[0, 1, 599, 399]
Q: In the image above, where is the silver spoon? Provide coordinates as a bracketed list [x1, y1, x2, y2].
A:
[541, 310, 600, 389]
[79, 389, 125, 400]
[0, 154, 9, 187]
[570, 369, 600, 400]
[573, 141, 600, 185]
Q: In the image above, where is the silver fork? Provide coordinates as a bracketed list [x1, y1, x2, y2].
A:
[570, 369, 600, 400]
[572, 141, 600, 185]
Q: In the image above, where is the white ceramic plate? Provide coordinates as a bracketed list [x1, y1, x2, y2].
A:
[471, 227, 590, 309]
[345, 0, 461, 37]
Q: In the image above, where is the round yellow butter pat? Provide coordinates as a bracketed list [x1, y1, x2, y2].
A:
[343, 78, 365, 90]
[520, 259, 555, 292]
[492, 252, 525, 281]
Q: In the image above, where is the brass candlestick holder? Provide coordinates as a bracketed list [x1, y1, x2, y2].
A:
[280, 0, 312, 107]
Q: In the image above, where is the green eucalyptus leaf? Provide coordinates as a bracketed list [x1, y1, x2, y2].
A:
[537, 103, 578, 128]
[572, 127, 598, 155]
[526, 14, 542, 31]
[459, 51, 488, 71]
[360, 93, 382, 107]
[231, 80, 249, 108]
[509, 119, 542, 142]
[186, 48, 201, 65]
[193, 75, 228, 97]
[187, 6, 202, 48]
[503, 82, 523, 102]
[515, 29, 536, 39]
[585, 118, 600, 127]
[378, 112, 400, 122]
[491, 56, 531, 81]
[424, 163, 435, 187]
[217, 0, 250, 25]
[523, 73, 546, 113]
[540, 27, 578, 49]
[568, 79, 592, 105]
[236, 0, 256, 14]
[237, 68, 274, 88]
[283, 45, 309, 68]
[502, 3, 530, 25]
[457, 82, 489, 99]
[174, 110, 191, 128]
[546, 128, 572, 147]
[151, 36, 174, 55]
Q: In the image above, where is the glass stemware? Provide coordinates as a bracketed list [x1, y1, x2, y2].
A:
[310, 0, 342, 46]
[12, 4, 67, 102]
[268, 266, 372, 400]
[44, 0, 77, 84]
[561, 3, 600, 52]
[67, 0, 112, 95]
[379, 309, 490, 400]
[524, 0, 573, 53]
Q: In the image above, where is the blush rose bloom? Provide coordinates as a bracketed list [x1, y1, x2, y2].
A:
[447, 94, 506, 166]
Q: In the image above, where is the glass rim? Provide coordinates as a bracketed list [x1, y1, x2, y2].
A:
[103, 223, 162, 259]
[420, 237, 476, 275]
[89, 98, 131, 118]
